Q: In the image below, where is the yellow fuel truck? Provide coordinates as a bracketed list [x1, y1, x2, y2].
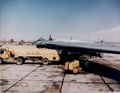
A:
[0, 45, 81, 73]
[0, 45, 60, 65]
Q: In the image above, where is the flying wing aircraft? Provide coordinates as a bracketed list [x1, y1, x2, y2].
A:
[36, 40, 120, 55]
[36, 39, 120, 73]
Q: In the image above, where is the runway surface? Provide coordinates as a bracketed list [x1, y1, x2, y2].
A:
[0, 54, 120, 93]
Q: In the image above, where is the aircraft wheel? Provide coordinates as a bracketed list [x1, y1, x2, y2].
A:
[16, 58, 25, 65]
[42, 58, 49, 65]
[84, 61, 92, 71]
[0, 57, 3, 64]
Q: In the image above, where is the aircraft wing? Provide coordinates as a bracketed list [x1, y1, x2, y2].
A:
[36, 40, 120, 54]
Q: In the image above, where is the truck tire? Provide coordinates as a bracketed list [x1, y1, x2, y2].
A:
[0, 57, 3, 64]
[73, 67, 79, 74]
[16, 58, 25, 65]
[42, 58, 49, 65]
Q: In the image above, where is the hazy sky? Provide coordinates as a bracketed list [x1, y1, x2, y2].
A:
[0, 0, 120, 41]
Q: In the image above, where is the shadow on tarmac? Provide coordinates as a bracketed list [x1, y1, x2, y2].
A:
[80, 60, 120, 83]
[2, 61, 62, 65]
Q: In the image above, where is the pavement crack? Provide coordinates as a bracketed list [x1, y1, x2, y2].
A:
[59, 71, 66, 93]
[4, 65, 41, 93]
[100, 75, 114, 92]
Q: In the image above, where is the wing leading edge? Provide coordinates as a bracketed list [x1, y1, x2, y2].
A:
[36, 40, 120, 54]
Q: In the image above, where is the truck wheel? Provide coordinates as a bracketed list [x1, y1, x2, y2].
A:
[42, 58, 49, 65]
[0, 57, 3, 64]
[16, 58, 25, 65]
[73, 67, 79, 74]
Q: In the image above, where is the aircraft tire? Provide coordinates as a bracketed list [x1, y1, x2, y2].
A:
[84, 61, 89, 68]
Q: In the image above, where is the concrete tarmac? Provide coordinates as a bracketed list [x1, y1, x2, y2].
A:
[0, 54, 120, 93]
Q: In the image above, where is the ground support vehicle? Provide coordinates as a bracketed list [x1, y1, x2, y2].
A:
[0, 45, 60, 65]
[64, 60, 81, 73]
[0, 45, 84, 73]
